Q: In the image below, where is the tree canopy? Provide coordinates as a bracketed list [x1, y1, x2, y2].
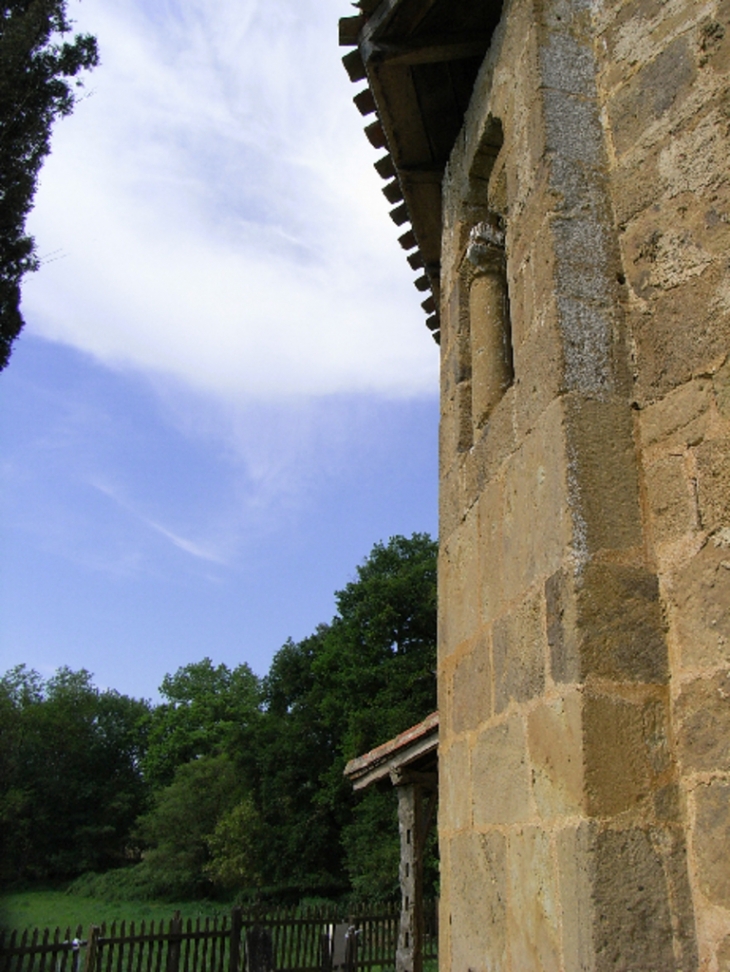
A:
[0, 534, 438, 903]
[0, 0, 98, 369]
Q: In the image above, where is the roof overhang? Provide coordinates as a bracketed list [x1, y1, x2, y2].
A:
[344, 711, 439, 791]
[340, 0, 504, 344]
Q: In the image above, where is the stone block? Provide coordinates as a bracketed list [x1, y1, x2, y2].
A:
[438, 514, 481, 659]
[694, 781, 730, 908]
[675, 670, 730, 774]
[630, 264, 730, 402]
[696, 439, 730, 531]
[564, 396, 644, 555]
[448, 831, 507, 972]
[441, 737, 471, 833]
[672, 535, 730, 670]
[507, 827, 561, 972]
[440, 381, 472, 475]
[512, 312, 564, 441]
[546, 567, 580, 683]
[714, 355, 730, 419]
[470, 383, 517, 490]
[583, 690, 665, 816]
[592, 827, 693, 971]
[528, 690, 584, 818]
[639, 377, 713, 450]
[611, 145, 662, 227]
[477, 474, 505, 625]
[473, 716, 532, 826]
[607, 35, 697, 157]
[500, 400, 571, 600]
[452, 635, 492, 734]
[644, 454, 698, 545]
[543, 89, 605, 168]
[577, 563, 668, 683]
[493, 586, 546, 713]
[556, 825, 596, 972]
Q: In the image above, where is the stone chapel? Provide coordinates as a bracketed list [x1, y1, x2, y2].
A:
[341, 0, 730, 968]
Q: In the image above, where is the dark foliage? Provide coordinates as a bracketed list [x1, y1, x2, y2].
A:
[0, 534, 438, 902]
[0, 0, 98, 369]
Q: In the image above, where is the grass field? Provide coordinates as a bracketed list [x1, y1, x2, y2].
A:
[0, 889, 230, 935]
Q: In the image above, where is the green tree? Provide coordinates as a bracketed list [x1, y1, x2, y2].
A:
[142, 658, 260, 789]
[0, 665, 150, 883]
[134, 753, 244, 899]
[254, 534, 438, 901]
[0, 0, 98, 369]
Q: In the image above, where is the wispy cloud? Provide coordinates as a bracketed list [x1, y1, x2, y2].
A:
[91, 477, 234, 565]
[22, 0, 438, 402]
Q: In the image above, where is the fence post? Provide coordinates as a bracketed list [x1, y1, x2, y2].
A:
[167, 912, 182, 972]
[84, 927, 100, 972]
[229, 908, 242, 972]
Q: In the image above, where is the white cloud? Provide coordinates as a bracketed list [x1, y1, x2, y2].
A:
[22, 0, 438, 401]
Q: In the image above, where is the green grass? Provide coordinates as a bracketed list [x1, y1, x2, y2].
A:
[0, 889, 230, 935]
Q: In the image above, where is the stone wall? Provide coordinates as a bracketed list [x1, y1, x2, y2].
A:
[437, 0, 730, 968]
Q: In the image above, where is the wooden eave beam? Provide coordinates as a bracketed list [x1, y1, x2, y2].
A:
[362, 33, 493, 67]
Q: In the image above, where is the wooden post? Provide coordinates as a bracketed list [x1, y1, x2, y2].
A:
[229, 908, 242, 972]
[166, 912, 182, 972]
[394, 773, 437, 972]
[83, 927, 99, 972]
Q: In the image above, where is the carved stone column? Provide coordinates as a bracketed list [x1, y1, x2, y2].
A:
[466, 218, 512, 430]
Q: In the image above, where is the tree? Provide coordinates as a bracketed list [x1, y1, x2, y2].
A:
[134, 754, 244, 900]
[0, 665, 150, 883]
[253, 534, 438, 901]
[142, 658, 261, 789]
[0, 0, 98, 369]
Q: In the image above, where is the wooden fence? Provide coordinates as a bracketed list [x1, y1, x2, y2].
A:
[0, 904, 437, 972]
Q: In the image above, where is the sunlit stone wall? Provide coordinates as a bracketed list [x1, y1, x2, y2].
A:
[437, 0, 730, 968]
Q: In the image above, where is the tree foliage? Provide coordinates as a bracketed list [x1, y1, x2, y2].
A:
[0, 534, 438, 903]
[0, 665, 150, 883]
[0, 0, 98, 369]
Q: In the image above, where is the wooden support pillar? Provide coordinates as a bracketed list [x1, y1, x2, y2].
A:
[394, 774, 437, 972]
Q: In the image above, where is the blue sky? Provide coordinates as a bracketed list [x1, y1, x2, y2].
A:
[0, 0, 439, 700]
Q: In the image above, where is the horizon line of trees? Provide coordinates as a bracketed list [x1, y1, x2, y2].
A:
[0, 533, 438, 904]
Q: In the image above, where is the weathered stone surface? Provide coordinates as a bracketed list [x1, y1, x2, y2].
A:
[528, 690, 584, 818]
[564, 397, 644, 556]
[473, 716, 532, 826]
[593, 828, 679, 971]
[583, 690, 663, 816]
[557, 825, 595, 972]
[694, 781, 730, 908]
[607, 35, 697, 157]
[500, 400, 571, 599]
[470, 384, 517, 490]
[639, 377, 713, 450]
[676, 670, 730, 774]
[715, 355, 730, 419]
[431, 0, 723, 963]
[644, 454, 697, 544]
[672, 535, 730, 670]
[545, 567, 580, 683]
[493, 586, 546, 713]
[452, 636, 491, 734]
[696, 439, 730, 532]
[629, 264, 730, 402]
[448, 831, 507, 972]
[441, 737, 471, 833]
[438, 511, 480, 659]
[576, 563, 668, 682]
[506, 827, 561, 972]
